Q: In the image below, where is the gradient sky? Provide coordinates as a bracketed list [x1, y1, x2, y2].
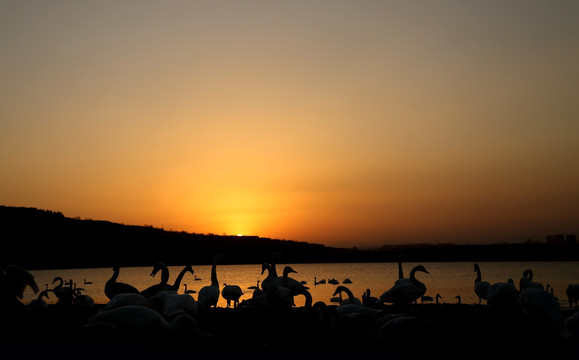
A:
[2, 1, 578, 248]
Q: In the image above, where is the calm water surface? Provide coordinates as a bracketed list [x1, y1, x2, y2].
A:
[25, 261, 579, 308]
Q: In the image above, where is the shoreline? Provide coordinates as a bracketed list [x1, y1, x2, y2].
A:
[2, 302, 578, 358]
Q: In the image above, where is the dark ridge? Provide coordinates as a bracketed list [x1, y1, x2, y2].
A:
[1, 205, 578, 270]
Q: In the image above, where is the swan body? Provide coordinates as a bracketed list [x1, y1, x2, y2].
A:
[52, 276, 75, 305]
[474, 263, 491, 304]
[519, 286, 561, 330]
[83, 305, 201, 342]
[380, 265, 429, 305]
[333, 285, 362, 306]
[163, 293, 198, 319]
[101, 293, 151, 312]
[519, 269, 544, 291]
[487, 279, 518, 310]
[28, 289, 50, 310]
[104, 265, 140, 300]
[566, 284, 579, 308]
[198, 255, 221, 308]
[221, 284, 243, 308]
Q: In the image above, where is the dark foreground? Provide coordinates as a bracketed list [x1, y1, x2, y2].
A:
[2, 302, 579, 360]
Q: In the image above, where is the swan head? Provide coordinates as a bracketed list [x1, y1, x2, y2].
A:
[283, 266, 297, 276]
[184, 264, 194, 274]
[150, 262, 166, 277]
[4, 265, 39, 298]
[474, 263, 480, 272]
[413, 265, 429, 274]
[261, 263, 270, 275]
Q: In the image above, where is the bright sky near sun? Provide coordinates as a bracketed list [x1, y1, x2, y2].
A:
[1, 1, 578, 248]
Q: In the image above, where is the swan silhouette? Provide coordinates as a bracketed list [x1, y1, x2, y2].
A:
[221, 283, 243, 308]
[104, 265, 140, 300]
[141, 262, 170, 299]
[474, 263, 491, 304]
[168, 264, 195, 292]
[0, 264, 39, 306]
[333, 285, 362, 306]
[566, 284, 579, 308]
[83, 305, 204, 343]
[519, 269, 544, 291]
[198, 255, 222, 308]
[52, 276, 75, 305]
[183, 283, 196, 294]
[379, 265, 429, 306]
[487, 278, 518, 310]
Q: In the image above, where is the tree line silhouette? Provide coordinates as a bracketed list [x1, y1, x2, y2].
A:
[1, 205, 577, 270]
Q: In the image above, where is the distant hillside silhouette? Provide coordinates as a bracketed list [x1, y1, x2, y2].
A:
[1, 206, 577, 270]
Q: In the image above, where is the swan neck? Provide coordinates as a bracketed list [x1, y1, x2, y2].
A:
[211, 262, 218, 287]
[398, 261, 404, 279]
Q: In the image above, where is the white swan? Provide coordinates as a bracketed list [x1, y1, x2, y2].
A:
[473, 263, 491, 304]
[101, 293, 152, 312]
[104, 265, 140, 300]
[487, 278, 518, 310]
[260, 253, 281, 292]
[141, 262, 170, 299]
[519, 286, 561, 331]
[379, 264, 429, 306]
[197, 255, 221, 308]
[221, 284, 243, 308]
[163, 293, 198, 319]
[28, 289, 50, 310]
[83, 305, 203, 343]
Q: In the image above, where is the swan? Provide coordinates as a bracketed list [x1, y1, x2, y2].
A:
[52, 276, 75, 305]
[163, 293, 198, 319]
[393, 254, 412, 286]
[168, 264, 194, 292]
[487, 278, 518, 310]
[28, 289, 50, 310]
[473, 263, 491, 304]
[82, 305, 203, 343]
[266, 265, 298, 308]
[333, 285, 362, 306]
[519, 286, 561, 331]
[141, 262, 170, 299]
[0, 264, 39, 306]
[455, 295, 461, 304]
[101, 293, 152, 312]
[104, 265, 140, 300]
[379, 264, 429, 306]
[566, 284, 579, 308]
[435, 294, 443, 305]
[362, 288, 380, 308]
[83, 279, 93, 285]
[519, 269, 544, 291]
[197, 255, 221, 308]
[221, 283, 243, 308]
[73, 287, 95, 307]
[183, 283, 196, 294]
[343, 278, 352, 284]
[260, 253, 282, 292]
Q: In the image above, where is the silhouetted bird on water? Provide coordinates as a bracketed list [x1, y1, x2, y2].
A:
[473, 263, 490, 304]
[104, 265, 140, 300]
[380, 264, 429, 306]
[198, 254, 222, 308]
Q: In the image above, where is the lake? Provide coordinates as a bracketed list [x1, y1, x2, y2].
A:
[24, 261, 579, 308]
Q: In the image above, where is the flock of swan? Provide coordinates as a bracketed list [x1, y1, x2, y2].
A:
[2, 256, 579, 355]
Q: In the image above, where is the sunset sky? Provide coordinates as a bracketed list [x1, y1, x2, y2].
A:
[1, 1, 578, 248]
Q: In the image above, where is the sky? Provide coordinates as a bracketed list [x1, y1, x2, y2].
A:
[1, 1, 578, 248]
